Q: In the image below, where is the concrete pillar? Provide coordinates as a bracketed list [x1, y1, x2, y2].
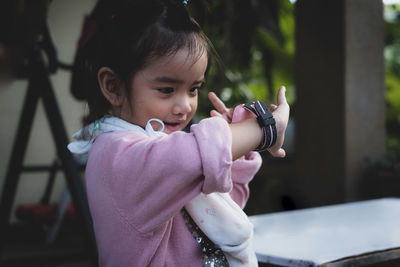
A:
[294, 0, 385, 207]
[344, 0, 386, 201]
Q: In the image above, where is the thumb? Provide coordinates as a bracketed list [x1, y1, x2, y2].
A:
[277, 86, 287, 106]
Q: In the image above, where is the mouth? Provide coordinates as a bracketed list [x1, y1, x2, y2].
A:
[164, 121, 181, 126]
[163, 121, 185, 132]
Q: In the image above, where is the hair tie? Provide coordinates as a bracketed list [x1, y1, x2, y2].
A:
[78, 15, 97, 48]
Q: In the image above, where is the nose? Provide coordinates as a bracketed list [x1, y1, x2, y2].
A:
[172, 94, 192, 115]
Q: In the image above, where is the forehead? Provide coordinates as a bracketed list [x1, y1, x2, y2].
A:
[142, 48, 208, 75]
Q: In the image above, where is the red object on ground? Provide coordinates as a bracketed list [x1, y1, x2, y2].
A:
[16, 203, 76, 225]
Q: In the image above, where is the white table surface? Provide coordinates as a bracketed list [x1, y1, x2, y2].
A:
[249, 198, 400, 266]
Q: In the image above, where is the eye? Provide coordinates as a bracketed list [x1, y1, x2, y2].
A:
[189, 84, 203, 95]
[157, 87, 174, 94]
[190, 87, 199, 93]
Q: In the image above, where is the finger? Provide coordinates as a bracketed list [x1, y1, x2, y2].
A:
[269, 148, 286, 158]
[276, 149, 286, 158]
[208, 92, 228, 114]
[209, 92, 228, 113]
[210, 110, 222, 117]
[276, 86, 288, 106]
[269, 104, 278, 112]
[227, 108, 234, 120]
[222, 113, 231, 123]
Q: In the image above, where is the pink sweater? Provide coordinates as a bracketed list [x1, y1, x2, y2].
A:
[85, 117, 262, 266]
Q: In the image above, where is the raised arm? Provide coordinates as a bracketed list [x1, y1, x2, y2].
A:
[229, 118, 262, 160]
[209, 86, 290, 160]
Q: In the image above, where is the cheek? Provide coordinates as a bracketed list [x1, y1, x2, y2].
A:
[191, 97, 198, 113]
[145, 100, 170, 119]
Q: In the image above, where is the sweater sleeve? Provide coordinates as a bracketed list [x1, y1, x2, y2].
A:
[85, 117, 233, 234]
[228, 103, 263, 208]
[229, 152, 262, 209]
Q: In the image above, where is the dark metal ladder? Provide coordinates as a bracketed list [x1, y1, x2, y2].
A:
[0, 34, 98, 266]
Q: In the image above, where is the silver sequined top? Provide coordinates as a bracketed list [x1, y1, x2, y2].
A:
[182, 209, 229, 267]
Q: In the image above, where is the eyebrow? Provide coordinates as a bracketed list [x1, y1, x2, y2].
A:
[153, 76, 205, 85]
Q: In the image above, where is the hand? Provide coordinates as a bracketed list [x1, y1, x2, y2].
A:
[208, 92, 245, 160]
[267, 86, 290, 158]
[208, 92, 234, 123]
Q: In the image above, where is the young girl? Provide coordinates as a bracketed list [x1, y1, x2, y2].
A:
[68, 0, 289, 266]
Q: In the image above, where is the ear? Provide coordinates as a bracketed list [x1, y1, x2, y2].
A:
[98, 67, 126, 107]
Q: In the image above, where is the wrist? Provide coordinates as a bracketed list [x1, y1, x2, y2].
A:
[230, 118, 262, 160]
[243, 101, 277, 151]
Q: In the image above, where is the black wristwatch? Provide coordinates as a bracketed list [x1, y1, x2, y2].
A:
[243, 101, 277, 151]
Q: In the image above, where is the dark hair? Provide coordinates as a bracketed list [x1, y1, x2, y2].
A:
[71, 0, 210, 125]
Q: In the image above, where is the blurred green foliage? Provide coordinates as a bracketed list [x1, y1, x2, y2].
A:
[188, 0, 295, 117]
[384, 4, 400, 158]
[190, 1, 399, 158]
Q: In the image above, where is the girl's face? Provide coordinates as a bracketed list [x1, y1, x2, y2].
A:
[120, 48, 208, 134]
